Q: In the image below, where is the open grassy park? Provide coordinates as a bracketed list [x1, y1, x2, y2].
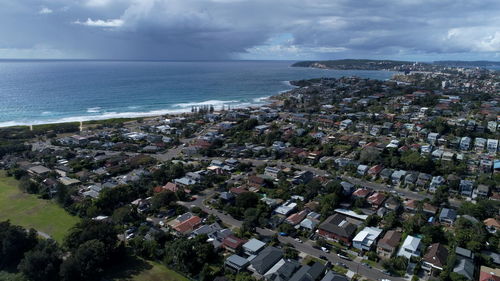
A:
[0, 170, 79, 243]
[104, 256, 190, 281]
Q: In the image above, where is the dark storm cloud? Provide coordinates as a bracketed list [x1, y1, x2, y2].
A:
[0, 0, 499, 59]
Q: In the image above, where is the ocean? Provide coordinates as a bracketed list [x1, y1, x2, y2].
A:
[0, 60, 395, 127]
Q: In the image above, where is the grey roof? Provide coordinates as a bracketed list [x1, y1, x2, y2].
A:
[192, 222, 222, 236]
[243, 238, 266, 253]
[319, 214, 357, 238]
[251, 246, 283, 275]
[439, 208, 457, 221]
[455, 247, 474, 259]
[289, 262, 325, 281]
[226, 254, 250, 268]
[453, 257, 475, 280]
[265, 260, 301, 281]
[482, 250, 500, 265]
[321, 271, 349, 281]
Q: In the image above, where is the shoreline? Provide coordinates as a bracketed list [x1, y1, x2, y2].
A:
[0, 95, 278, 129]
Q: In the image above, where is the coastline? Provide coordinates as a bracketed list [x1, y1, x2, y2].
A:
[0, 95, 278, 129]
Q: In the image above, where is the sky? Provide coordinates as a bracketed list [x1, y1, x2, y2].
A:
[1, 0, 500, 61]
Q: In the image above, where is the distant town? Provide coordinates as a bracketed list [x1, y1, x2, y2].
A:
[0, 61, 499, 281]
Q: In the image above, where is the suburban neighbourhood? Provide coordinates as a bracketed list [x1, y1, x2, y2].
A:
[0, 63, 499, 281]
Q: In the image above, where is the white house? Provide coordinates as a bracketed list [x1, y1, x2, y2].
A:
[397, 235, 422, 259]
[352, 227, 383, 251]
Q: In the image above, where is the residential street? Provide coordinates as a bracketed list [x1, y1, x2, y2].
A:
[181, 188, 406, 281]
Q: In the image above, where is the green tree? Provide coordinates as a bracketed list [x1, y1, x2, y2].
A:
[60, 240, 106, 281]
[0, 221, 38, 269]
[18, 240, 62, 281]
[236, 192, 260, 209]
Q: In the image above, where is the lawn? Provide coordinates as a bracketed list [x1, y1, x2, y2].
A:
[0, 171, 79, 243]
[105, 256, 190, 281]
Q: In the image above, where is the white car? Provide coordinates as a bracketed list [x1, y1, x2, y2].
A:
[321, 247, 330, 253]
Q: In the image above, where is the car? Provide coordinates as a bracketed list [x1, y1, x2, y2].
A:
[337, 254, 351, 260]
[319, 255, 328, 260]
[294, 238, 302, 243]
[279, 232, 288, 236]
[321, 247, 330, 253]
[382, 270, 392, 276]
[335, 262, 348, 268]
[125, 233, 135, 240]
[362, 263, 372, 268]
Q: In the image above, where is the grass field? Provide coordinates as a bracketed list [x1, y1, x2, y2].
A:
[105, 256, 190, 281]
[0, 171, 79, 243]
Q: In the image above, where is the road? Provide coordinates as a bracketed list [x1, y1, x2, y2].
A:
[181, 189, 405, 281]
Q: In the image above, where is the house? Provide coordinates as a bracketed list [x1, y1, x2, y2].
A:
[340, 181, 355, 196]
[384, 197, 401, 211]
[275, 201, 298, 216]
[264, 166, 281, 179]
[321, 271, 349, 281]
[243, 238, 266, 256]
[380, 168, 394, 181]
[28, 165, 51, 176]
[317, 214, 361, 245]
[172, 215, 202, 235]
[58, 176, 81, 186]
[225, 254, 250, 272]
[459, 180, 474, 197]
[286, 210, 309, 225]
[439, 208, 457, 225]
[377, 230, 402, 259]
[391, 170, 407, 185]
[352, 227, 383, 251]
[299, 218, 319, 231]
[487, 139, 499, 154]
[249, 246, 283, 275]
[416, 173, 432, 188]
[460, 136, 471, 150]
[476, 185, 490, 198]
[404, 199, 438, 216]
[484, 218, 500, 234]
[264, 259, 301, 281]
[453, 256, 475, 280]
[397, 235, 422, 259]
[174, 177, 197, 187]
[422, 243, 449, 274]
[404, 172, 418, 186]
[222, 235, 247, 253]
[352, 188, 371, 199]
[288, 262, 325, 281]
[479, 266, 500, 281]
[427, 132, 440, 145]
[357, 165, 369, 175]
[429, 176, 446, 192]
[475, 138, 487, 151]
[367, 192, 386, 208]
[368, 165, 384, 178]
[452, 246, 475, 279]
[191, 222, 221, 238]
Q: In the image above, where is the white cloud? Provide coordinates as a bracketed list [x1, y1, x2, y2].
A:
[38, 7, 53, 14]
[74, 18, 124, 27]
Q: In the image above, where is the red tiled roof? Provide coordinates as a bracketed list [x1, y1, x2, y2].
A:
[353, 188, 371, 198]
[222, 235, 246, 250]
[173, 216, 201, 234]
[480, 266, 500, 281]
[230, 187, 247, 195]
[367, 192, 386, 206]
[286, 210, 308, 225]
[164, 182, 179, 192]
